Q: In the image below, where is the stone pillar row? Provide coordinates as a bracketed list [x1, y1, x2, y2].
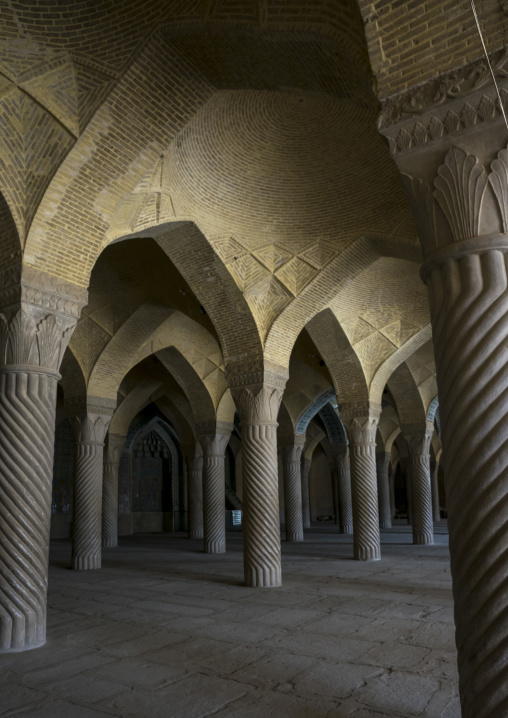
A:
[335, 447, 353, 534]
[301, 456, 312, 529]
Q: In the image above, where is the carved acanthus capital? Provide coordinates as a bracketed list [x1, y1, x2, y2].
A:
[340, 402, 380, 446]
[231, 383, 285, 426]
[400, 145, 508, 259]
[69, 414, 111, 445]
[376, 452, 391, 473]
[0, 267, 87, 373]
[401, 421, 434, 458]
[198, 431, 230, 458]
[278, 435, 304, 463]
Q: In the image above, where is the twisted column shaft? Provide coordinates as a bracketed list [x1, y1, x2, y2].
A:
[281, 440, 304, 542]
[0, 369, 58, 651]
[231, 381, 285, 588]
[335, 448, 353, 534]
[70, 412, 111, 570]
[341, 410, 380, 561]
[200, 434, 229, 554]
[301, 457, 311, 528]
[376, 452, 392, 529]
[102, 434, 124, 548]
[431, 461, 441, 522]
[403, 423, 434, 546]
[187, 454, 204, 539]
[423, 244, 508, 717]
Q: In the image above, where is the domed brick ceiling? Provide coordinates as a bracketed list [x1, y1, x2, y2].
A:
[166, 89, 414, 252]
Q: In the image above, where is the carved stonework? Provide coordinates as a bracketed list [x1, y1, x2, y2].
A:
[434, 148, 487, 242]
[301, 457, 312, 529]
[232, 384, 285, 425]
[376, 452, 392, 530]
[0, 309, 74, 372]
[198, 432, 229, 554]
[489, 148, 508, 231]
[281, 435, 305, 542]
[379, 47, 508, 154]
[335, 447, 353, 534]
[225, 359, 288, 392]
[402, 422, 434, 546]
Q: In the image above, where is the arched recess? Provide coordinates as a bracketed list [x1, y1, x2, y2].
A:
[318, 403, 348, 446]
[296, 387, 336, 434]
[109, 379, 164, 437]
[278, 401, 296, 438]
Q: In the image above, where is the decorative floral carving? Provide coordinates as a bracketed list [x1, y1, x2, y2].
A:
[489, 146, 508, 231]
[434, 147, 488, 241]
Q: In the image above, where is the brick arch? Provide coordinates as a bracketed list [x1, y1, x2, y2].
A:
[387, 362, 429, 426]
[306, 307, 369, 404]
[295, 388, 336, 435]
[0, 192, 21, 272]
[59, 347, 87, 400]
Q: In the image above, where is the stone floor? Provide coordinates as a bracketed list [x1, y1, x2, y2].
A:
[0, 523, 459, 718]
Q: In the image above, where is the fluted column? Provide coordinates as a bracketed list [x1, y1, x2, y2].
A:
[102, 433, 125, 548]
[301, 456, 311, 528]
[198, 428, 230, 554]
[430, 460, 441, 522]
[0, 267, 86, 651]
[229, 366, 286, 587]
[68, 403, 113, 570]
[402, 423, 434, 545]
[376, 452, 392, 529]
[335, 447, 353, 534]
[341, 403, 381, 560]
[186, 449, 204, 539]
[280, 435, 305, 542]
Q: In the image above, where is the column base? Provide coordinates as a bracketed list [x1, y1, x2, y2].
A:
[244, 566, 282, 587]
[303, 519, 311, 529]
[189, 529, 204, 539]
[0, 612, 47, 653]
[354, 546, 381, 561]
[102, 538, 117, 548]
[72, 555, 101, 570]
[413, 532, 434, 545]
[380, 520, 392, 529]
[205, 540, 226, 554]
[286, 530, 304, 542]
[341, 523, 353, 534]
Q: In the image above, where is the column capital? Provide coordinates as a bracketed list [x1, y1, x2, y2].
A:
[67, 399, 115, 445]
[278, 433, 305, 461]
[401, 421, 434, 457]
[340, 402, 380, 445]
[0, 265, 88, 374]
[197, 426, 231, 458]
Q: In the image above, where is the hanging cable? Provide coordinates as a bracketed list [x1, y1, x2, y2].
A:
[469, 0, 508, 129]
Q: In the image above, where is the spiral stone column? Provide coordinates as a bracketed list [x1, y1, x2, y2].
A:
[376, 452, 392, 529]
[335, 446, 353, 534]
[402, 423, 434, 545]
[280, 435, 305, 541]
[229, 365, 286, 587]
[430, 460, 441, 522]
[341, 403, 381, 560]
[102, 433, 125, 548]
[185, 447, 204, 539]
[301, 456, 312, 528]
[0, 267, 86, 651]
[68, 402, 113, 570]
[390, 136, 508, 714]
[198, 427, 230, 554]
